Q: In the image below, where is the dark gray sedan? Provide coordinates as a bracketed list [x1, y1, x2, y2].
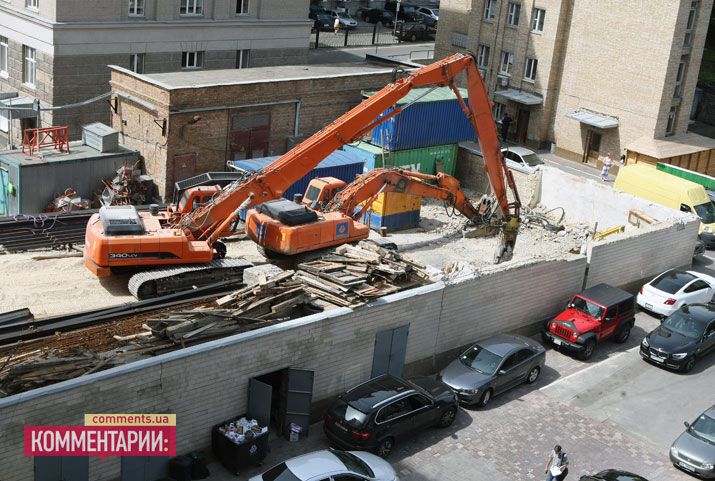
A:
[670, 404, 715, 478]
[437, 334, 546, 407]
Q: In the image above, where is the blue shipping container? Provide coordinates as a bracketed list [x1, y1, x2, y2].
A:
[368, 87, 478, 151]
[360, 210, 420, 231]
[229, 150, 364, 219]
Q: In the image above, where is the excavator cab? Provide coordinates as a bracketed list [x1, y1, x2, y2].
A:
[303, 177, 348, 208]
[174, 186, 223, 215]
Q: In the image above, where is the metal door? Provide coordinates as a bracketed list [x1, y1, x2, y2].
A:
[0, 168, 8, 216]
[228, 112, 270, 160]
[371, 325, 409, 378]
[120, 456, 169, 481]
[173, 153, 197, 185]
[282, 368, 314, 435]
[516, 109, 530, 145]
[35, 456, 89, 481]
[248, 377, 273, 428]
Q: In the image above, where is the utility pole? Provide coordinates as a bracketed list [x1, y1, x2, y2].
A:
[393, 0, 401, 35]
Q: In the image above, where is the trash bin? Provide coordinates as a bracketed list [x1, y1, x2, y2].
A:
[211, 414, 269, 475]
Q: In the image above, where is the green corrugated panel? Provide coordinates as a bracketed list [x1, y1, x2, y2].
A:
[363, 86, 469, 106]
[656, 162, 715, 190]
[349, 141, 457, 176]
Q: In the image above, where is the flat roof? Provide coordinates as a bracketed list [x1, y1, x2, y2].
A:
[626, 133, 715, 159]
[113, 63, 394, 91]
[0, 142, 137, 167]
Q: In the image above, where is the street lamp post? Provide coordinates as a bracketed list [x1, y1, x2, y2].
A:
[393, 0, 401, 35]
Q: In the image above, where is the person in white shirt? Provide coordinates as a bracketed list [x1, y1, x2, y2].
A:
[601, 152, 614, 181]
[544, 444, 569, 481]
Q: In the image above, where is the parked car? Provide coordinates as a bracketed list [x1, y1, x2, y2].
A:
[502, 147, 545, 174]
[313, 13, 334, 32]
[308, 4, 327, 19]
[696, 238, 706, 258]
[640, 303, 715, 372]
[670, 404, 715, 478]
[579, 470, 650, 481]
[637, 269, 715, 317]
[416, 6, 439, 20]
[437, 334, 545, 407]
[323, 374, 458, 458]
[542, 283, 635, 360]
[248, 449, 398, 481]
[419, 14, 437, 33]
[394, 23, 431, 42]
[384, 1, 418, 21]
[327, 10, 358, 29]
[358, 8, 395, 26]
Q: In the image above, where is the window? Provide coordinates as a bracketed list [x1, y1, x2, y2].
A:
[493, 102, 506, 120]
[130, 53, 145, 74]
[506, 2, 520, 26]
[524, 57, 537, 81]
[684, 2, 697, 47]
[406, 394, 431, 410]
[181, 50, 204, 69]
[129, 0, 144, 16]
[180, 0, 203, 15]
[515, 348, 534, 364]
[666, 107, 677, 135]
[236, 0, 249, 14]
[500, 353, 519, 371]
[376, 398, 411, 423]
[0, 36, 7, 77]
[484, 0, 497, 20]
[684, 280, 710, 293]
[23, 45, 36, 87]
[675, 61, 685, 98]
[452, 32, 468, 48]
[477, 44, 490, 68]
[499, 51, 514, 75]
[236, 49, 250, 69]
[531, 8, 545, 32]
[26, 0, 38, 9]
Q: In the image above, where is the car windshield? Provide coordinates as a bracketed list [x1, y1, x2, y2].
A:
[689, 413, 715, 444]
[694, 202, 715, 224]
[261, 462, 301, 481]
[661, 311, 705, 338]
[332, 450, 375, 478]
[459, 344, 503, 375]
[522, 153, 544, 166]
[651, 270, 696, 294]
[570, 296, 605, 319]
[331, 399, 368, 429]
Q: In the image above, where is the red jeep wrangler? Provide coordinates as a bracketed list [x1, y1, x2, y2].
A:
[542, 283, 635, 360]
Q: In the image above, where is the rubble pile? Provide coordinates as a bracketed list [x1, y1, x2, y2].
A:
[46, 188, 90, 212]
[99, 162, 157, 206]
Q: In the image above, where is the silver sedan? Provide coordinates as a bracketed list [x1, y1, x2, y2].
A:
[437, 334, 546, 407]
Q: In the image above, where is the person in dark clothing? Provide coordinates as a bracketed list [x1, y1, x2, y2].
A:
[500, 112, 513, 142]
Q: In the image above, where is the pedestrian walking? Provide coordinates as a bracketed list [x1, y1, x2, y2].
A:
[544, 444, 569, 481]
[333, 16, 340, 34]
[600, 152, 614, 181]
[500, 112, 513, 143]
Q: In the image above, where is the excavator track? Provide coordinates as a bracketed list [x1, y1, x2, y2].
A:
[128, 258, 253, 300]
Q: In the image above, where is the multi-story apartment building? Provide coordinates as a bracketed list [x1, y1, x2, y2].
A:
[0, 0, 312, 147]
[435, 0, 713, 162]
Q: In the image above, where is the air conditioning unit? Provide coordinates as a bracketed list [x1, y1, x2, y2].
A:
[498, 76, 509, 87]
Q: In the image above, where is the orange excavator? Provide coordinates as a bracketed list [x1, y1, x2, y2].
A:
[83, 53, 520, 298]
[244, 169, 496, 257]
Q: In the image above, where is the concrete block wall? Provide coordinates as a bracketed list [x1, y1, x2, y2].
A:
[585, 219, 700, 289]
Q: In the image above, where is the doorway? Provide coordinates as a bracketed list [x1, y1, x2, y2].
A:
[516, 109, 530, 144]
[120, 456, 169, 481]
[228, 112, 270, 161]
[371, 325, 410, 378]
[249, 367, 315, 437]
[582, 130, 601, 164]
[35, 456, 88, 481]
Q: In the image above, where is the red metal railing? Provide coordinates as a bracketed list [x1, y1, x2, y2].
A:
[22, 126, 70, 157]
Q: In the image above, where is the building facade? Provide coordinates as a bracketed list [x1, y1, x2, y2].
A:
[435, 0, 713, 162]
[0, 0, 312, 148]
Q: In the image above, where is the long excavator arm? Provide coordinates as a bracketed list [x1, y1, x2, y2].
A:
[179, 53, 519, 258]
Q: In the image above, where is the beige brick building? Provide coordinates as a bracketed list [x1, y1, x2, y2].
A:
[109, 63, 394, 198]
[436, 0, 713, 163]
[0, 0, 312, 148]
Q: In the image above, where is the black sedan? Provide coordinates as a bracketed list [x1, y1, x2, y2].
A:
[640, 303, 715, 372]
[437, 334, 546, 407]
[580, 470, 649, 481]
[359, 8, 395, 26]
[394, 23, 432, 42]
[313, 13, 333, 32]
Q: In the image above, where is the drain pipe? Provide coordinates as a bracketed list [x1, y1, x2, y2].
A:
[170, 99, 302, 137]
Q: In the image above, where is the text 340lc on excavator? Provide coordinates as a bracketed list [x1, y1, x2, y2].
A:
[83, 53, 521, 299]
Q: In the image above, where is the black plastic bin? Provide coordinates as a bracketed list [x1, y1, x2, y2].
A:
[211, 415, 269, 474]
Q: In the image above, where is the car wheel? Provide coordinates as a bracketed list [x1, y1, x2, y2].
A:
[615, 324, 631, 344]
[410, 34, 417, 41]
[376, 437, 394, 458]
[681, 356, 696, 373]
[578, 340, 596, 361]
[363, 15, 369, 21]
[437, 407, 457, 428]
[526, 366, 541, 384]
[478, 388, 493, 407]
